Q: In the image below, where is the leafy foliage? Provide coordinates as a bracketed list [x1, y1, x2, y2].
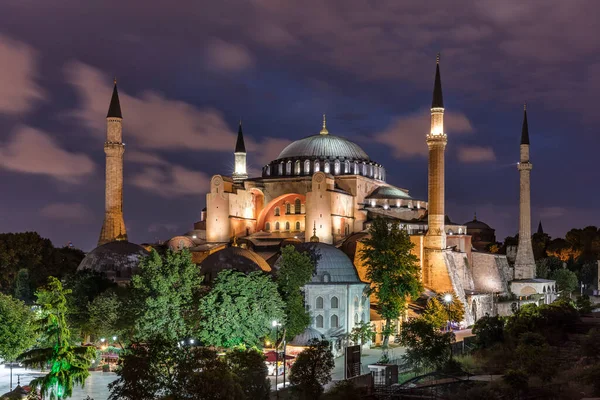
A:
[290, 339, 335, 400]
[322, 380, 363, 400]
[550, 268, 578, 295]
[87, 290, 122, 340]
[0, 292, 37, 362]
[359, 218, 423, 347]
[225, 347, 270, 400]
[131, 249, 202, 342]
[349, 321, 374, 345]
[423, 293, 465, 329]
[576, 294, 593, 314]
[276, 245, 316, 340]
[18, 277, 96, 399]
[400, 318, 454, 372]
[198, 270, 285, 348]
[109, 340, 244, 400]
[472, 314, 504, 349]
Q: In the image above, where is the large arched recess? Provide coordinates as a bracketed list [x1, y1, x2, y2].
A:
[256, 193, 306, 231]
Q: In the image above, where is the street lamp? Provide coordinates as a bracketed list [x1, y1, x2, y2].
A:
[443, 294, 453, 332]
[272, 320, 280, 396]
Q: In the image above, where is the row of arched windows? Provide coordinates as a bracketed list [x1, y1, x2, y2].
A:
[316, 296, 338, 309]
[315, 314, 338, 329]
[265, 221, 302, 231]
[264, 159, 385, 180]
[274, 199, 303, 217]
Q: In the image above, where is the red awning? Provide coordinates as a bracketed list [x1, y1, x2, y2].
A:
[264, 351, 294, 362]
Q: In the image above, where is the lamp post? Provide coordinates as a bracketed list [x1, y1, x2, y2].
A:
[272, 320, 279, 397]
[443, 294, 453, 332]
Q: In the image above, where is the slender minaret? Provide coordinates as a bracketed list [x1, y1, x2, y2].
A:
[425, 54, 447, 251]
[514, 104, 535, 279]
[232, 121, 248, 183]
[98, 79, 127, 246]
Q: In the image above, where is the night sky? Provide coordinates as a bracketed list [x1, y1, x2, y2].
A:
[1, 0, 599, 251]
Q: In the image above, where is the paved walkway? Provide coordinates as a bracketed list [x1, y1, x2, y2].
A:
[0, 367, 116, 400]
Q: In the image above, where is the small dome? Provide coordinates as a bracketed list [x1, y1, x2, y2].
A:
[276, 134, 370, 161]
[200, 246, 271, 283]
[78, 241, 150, 281]
[464, 219, 492, 230]
[289, 327, 324, 346]
[281, 242, 361, 283]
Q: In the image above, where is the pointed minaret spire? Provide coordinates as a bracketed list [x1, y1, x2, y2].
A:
[432, 53, 444, 108]
[320, 114, 329, 135]
[537, 220, 544, 235]
[107, 78, 122, 119]
[235, 120, 246, 153]
[232, 119, 248, 183]
[520, 103, 530, 145]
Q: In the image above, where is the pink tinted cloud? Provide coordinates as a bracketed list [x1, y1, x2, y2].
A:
[373, 110, 473, 158]
[130, 164, 210, 198]
[0, 125, 95, 183]
[206, 39, 255, 72]
[40, 202, 91, 221]
[457, 146, 496, 163]
[0, 34, 45, 114]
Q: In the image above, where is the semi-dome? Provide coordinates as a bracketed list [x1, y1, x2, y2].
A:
[200, 246, 271, 283]
[280, 242, 362, 284]
[276, 134, 370, 161]
[77, 241, 150, 281]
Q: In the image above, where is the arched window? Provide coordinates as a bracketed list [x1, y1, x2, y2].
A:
[334, 160, 340, 175]
[324, 162, 330, 173]
[266, 165, 271, 176]
[316, 297, 324, 309]
[274, 207, 280, 216]
[361, 312, 365, 322]
[331, 296, 339, 309]
[286, 161, 292, 175]
[316, 315, 324, 328]
[362, 163, 367, 175]
[331, 315, 339, 328]
[178, 240, 184, 250]
[295, 160, 301, 175]
[265, 222, 271, 231]
[354, 296, 359, 308]
[278, 162, 283, 175]
[285, 221, 290, 231]
[354, 313, 359, 324]
[344, 160, 350, 173]
[286, 203, 291, 214]
[295, 221, 301, 231]
[295, 199, 301, 214]
[354, 162, 359, 174]
[314, 160, 320, 172]
[275, 222, 280, 231]
[304, 160, 310, 175]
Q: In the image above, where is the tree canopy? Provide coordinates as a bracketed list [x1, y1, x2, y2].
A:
[290, 339, 335, 399]
[276, 245, 316, 340]
[198, 269, 285, 348]
[0, 292, 37, 362]
[131, 249, 202, 342]
[359, 218, 423, 347]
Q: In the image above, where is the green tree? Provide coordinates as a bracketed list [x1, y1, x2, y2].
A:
[87, 290, 122, 341]
[109, 340, 243, 400]
[0, 292, 37, 388]
[550, 268, 578, 295]
[18, 277, 96, 399]
[225, 347, 270, 400]
[198, 270, 285, 348]
[14, 268, 32, 302]
[276, 245, 316, 340]
[472, 314, 504, 349]
[350, 321, 374, 345]
[576, 294, 593, 314]
[423, 294, 465, 329]
[400, 318, 454, 371]
[359, 218, 423, 348]
[422, 297, 447, 328]
[289, 339, 335, 400]
[131, 249, 202, 342]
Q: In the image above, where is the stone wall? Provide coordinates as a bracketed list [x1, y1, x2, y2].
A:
[471, 252, 510, 293]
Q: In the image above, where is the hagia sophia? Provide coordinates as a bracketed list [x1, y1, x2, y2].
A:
[78, 57, 556, 346]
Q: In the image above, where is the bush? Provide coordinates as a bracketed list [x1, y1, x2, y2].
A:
[503, 369, 528, 394]
[472, 314, 504, 349]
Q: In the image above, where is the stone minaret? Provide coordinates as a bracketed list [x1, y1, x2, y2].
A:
[514, 105, 535, 279]
[232, 121, 248, 183]
[425, 54, 447, 251]
[98, 79, 127, 246]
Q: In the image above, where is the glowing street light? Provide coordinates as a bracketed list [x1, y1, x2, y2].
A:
[443, 294, 453, 304]
[112, 336, 117, 341]
[100, 338, 106, 343]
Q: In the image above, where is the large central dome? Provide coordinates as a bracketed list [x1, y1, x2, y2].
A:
[276, 134, 370, 162]
[261, 115, 385, 181]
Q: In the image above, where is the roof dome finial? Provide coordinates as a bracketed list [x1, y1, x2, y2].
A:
[320, 114, 329, 135]
[474, 211, 477, 221]
[310, 221, 320, 242]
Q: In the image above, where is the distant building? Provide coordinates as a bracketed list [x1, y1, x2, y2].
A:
[464, 213, 496, 252]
